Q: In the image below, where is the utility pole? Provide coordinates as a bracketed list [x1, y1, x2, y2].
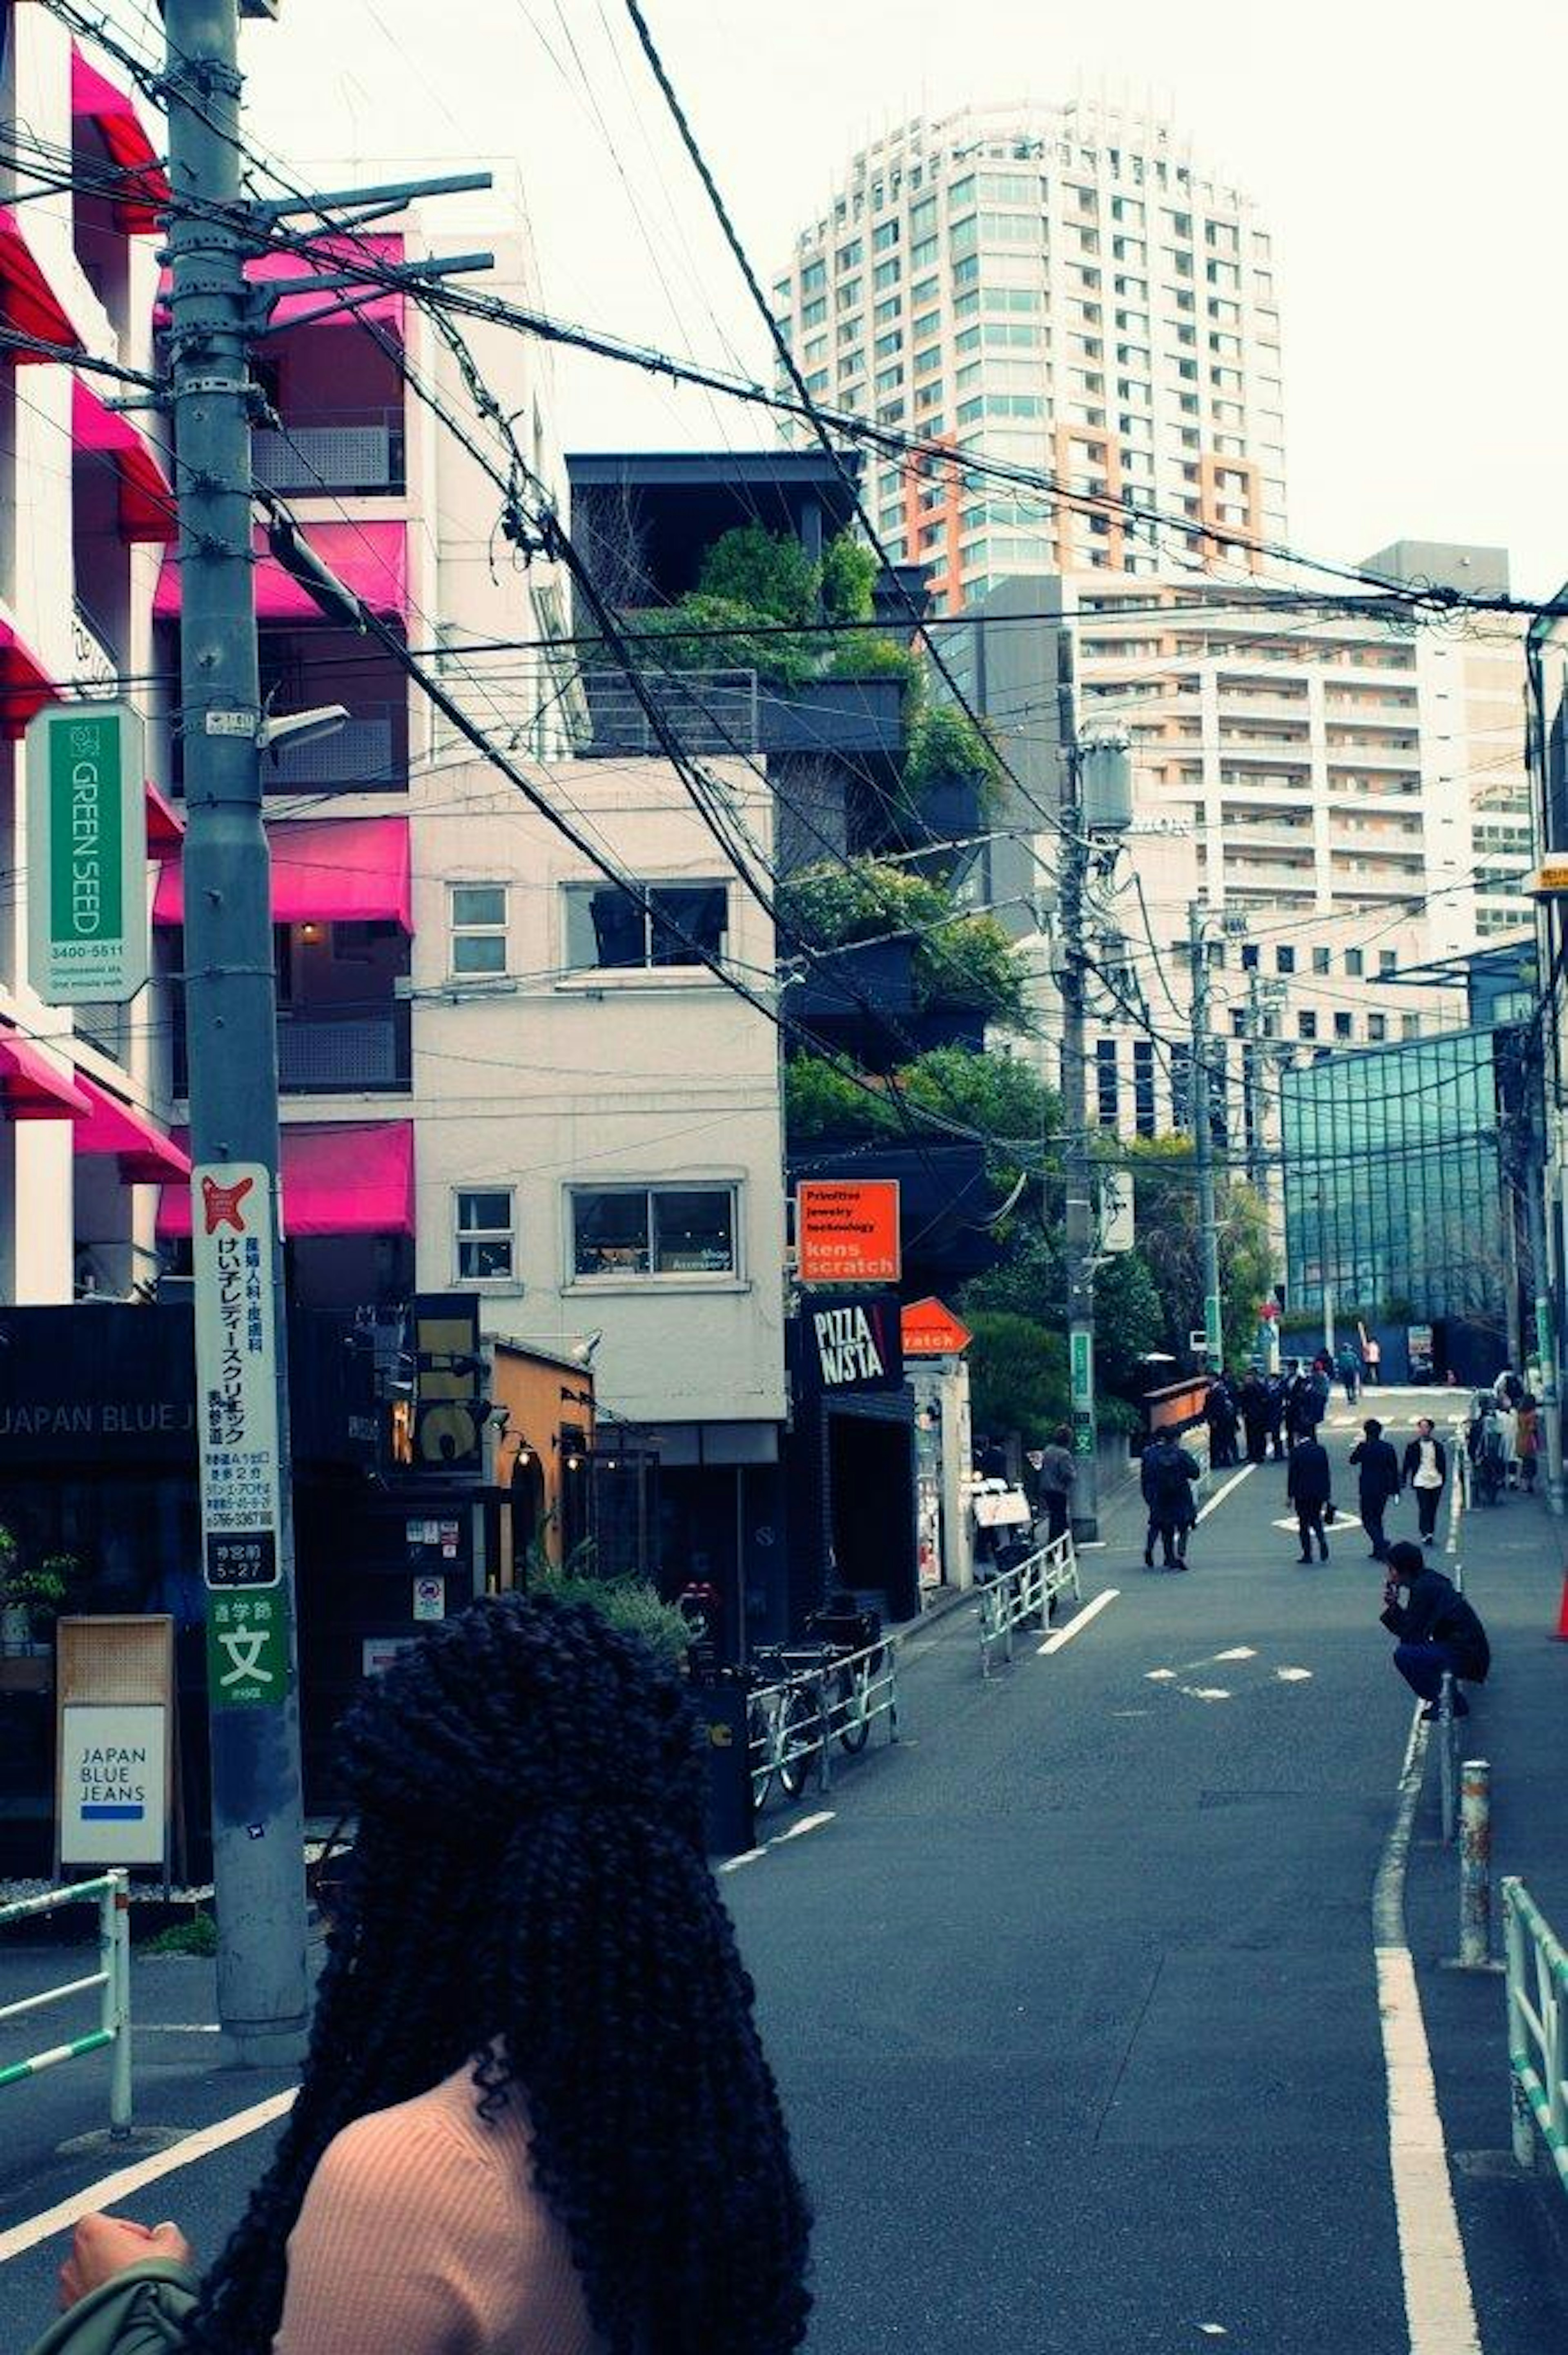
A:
[165, 0, 308, 2063]
[1187, 901, 1223, 1374]
[1520, 1030, 1564, 1514]
[1058, 750, 1098, 1541]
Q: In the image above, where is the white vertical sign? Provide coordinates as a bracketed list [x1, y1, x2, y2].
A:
[25, 702, 147, 1004]
[59, 1702, 169, 1869]
[192, 1162, 283, 1591]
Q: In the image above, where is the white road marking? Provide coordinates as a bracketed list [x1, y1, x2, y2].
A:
[1275, 1667, 1313, 1682]
[717, 1847, 768, 1873]
[1037, 1588, 1119, 1653]
[771, 1810, 835, 1844]
[0, 2089, 297, 2265]
[1212, 1646, 1257, 1662]
[1194, 1464, 1255, 1522]
[1372, 1704, 1483, 2355]
[1145, 1668, 1177, 1682]
[1180, 1685, 1232, 1702]
[139, 2023, 221, 2034]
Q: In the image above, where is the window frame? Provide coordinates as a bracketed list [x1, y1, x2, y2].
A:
[448, 881, 508, 979]
[559, 878, 729, 980]
[453, 1186, 517, 1287]
[566, 1182, 744, 1288]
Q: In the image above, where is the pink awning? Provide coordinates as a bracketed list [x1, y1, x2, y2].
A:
[145, 778, 183, 857]
[0, 205, 83, 355]
[70, 45, 171, 235]
[154, 521, 408, 624]
[72, 377, 176, 543]
[156, 1120, 414, 1239]
[0, 612, 60, 739]
[0, 1027, 91, 1121]
[155, 234, 406, 335]
[74, 1075, 191, 1184]
[154, 816, 410, 930]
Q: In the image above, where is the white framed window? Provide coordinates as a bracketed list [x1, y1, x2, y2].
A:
[449, 883, 507, 977]
[561, 880, 728, 973]
[569, 1184, 739, 1282]
[454, 1188, 515, 1282]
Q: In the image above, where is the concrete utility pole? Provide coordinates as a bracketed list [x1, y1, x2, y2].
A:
[165, 0, 309, 2062]
[1187, 901, 1223, 1374]
[1055, 632, 1098, 1541]
[1520, 1033, 1565, 1515]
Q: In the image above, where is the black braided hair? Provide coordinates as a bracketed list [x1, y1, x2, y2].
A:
[183, 1592, 812, 2355]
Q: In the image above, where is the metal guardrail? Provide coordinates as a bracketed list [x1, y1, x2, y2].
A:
[1502, 1877, 1568, 2198]
[0, 1873, 131, 2139]
[746, 1633, 899, 1814]
[977, 1533, 1081, 1677]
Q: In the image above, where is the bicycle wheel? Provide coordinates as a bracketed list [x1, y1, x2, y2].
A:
[836, 1662, 872, 1753]
[777, 1685, 820, 1800]
[746, 1693, 776, 1814]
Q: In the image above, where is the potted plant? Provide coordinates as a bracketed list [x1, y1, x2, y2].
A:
[0, 1558, 68, 1654]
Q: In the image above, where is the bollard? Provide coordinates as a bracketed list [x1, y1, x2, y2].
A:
[1458, 1758, 1492, 1968]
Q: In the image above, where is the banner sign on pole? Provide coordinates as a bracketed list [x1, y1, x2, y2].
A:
[795, 1179, 900, 1285]
[192, 1161, 283, 1612]
[796, 1290, 904, 1395]
[25, 702, 147, 1004]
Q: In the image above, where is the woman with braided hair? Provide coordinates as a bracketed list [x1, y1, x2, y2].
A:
[45, 1594, 813, 2355]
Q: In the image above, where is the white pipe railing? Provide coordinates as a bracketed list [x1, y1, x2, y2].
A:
[746, 1632, 899, 1813]
[0, 1873, 131, 2139]
[1502, 1877, 1568, 2198]
[977, 1533, 1081, 1676]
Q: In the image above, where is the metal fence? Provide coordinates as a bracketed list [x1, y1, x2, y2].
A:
[0, 1873, 132, 2139]
[746, 1633, 899, 1814]
[1502, 1876, 1568, 2199]
[977, 1533, 1082, 1676]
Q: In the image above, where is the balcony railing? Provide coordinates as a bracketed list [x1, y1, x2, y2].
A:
[577, 667, 906, 761]
[174, 1002, 410, 1095]
[252, 410, 405, 495]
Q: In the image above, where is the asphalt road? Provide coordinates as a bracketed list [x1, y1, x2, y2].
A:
[2, 1393, 1565, 2352]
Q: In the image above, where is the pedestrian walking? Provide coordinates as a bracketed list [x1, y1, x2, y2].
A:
[1033, 1422, 1076, 1543]
[1239, 1369, 1270, 1465]
[1362, 1333, 1382, 1386]
[1497, 1394, 1519, 1487]
[1336, 1343, 1361, 1403]
[1517, 1394, 1540, 1493]
[1400, 1417, 1448, 1545]
[1378, 1539, 1491, 1719]
[1140, 1428, 1200, 1569]
[1263, 1370, 1288, 1460]
[1285, 1432, 1333, 1561]
[39, 1596, 813, 2355]
[1349, 1416, 1401, 1561]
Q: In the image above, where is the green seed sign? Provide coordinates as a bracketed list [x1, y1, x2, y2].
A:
[25, 702, 147, 1004]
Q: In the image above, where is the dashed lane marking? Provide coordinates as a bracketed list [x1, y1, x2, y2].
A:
[1194, 1463, 1255, 1522]
[718, 1810, 837, 1873]
[1036, 1587, 1119, 1654]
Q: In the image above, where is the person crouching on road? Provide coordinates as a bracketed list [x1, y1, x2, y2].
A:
[1349, 1416, 1401, 1561]
[1401, 1417, 1448, 1546]
[1140, 1427, 1200, 1570]
[1285, 1430, 1333, 1561]
[1378, 1539, 1491, 1719]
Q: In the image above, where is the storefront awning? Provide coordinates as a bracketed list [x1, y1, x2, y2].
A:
[145, 778, 184, 858]
[74, 1075, 191, 1184]
[153, 814, 409, 931]
[0, 611, 60, 739]
[0, 205, 85, 355]
[0, 1028, 91, 1121]
[156, 1119, 414, 1239]
[70, 45, 172, 235]
[72, 377, 176, 543]
[153, 521, 408, 625]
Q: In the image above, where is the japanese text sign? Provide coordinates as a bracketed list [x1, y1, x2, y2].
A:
[192, 1161, 282, 1600]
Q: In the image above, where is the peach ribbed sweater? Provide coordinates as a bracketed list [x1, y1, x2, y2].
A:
[272, 2063, 600, 2354]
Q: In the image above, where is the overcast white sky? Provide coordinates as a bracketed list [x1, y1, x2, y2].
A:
[239, 0, 1568, 598]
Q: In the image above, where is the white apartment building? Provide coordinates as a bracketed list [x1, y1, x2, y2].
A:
[774, 100, 1288, 608]
[0, 8, 180, 1307]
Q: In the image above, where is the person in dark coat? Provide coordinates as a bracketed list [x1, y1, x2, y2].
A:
[1140, 1430, 1200, 1569]
[1239, 1371, 1270, 1465]
[1349, 1417, 1401, 1561]
[1285, 1434, 1333, 1561]
[1205, 1379, 1239, 1470]
[1400, 1419, 1448, 1545]
[1262, 1371, 1287, 1460]
[1378, 1540, 1491, 1717]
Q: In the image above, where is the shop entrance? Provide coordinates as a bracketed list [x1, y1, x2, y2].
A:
[827, 1410, 918, 1624]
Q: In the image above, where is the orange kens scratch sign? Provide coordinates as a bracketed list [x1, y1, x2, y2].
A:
[796, 1179, 901, 1285]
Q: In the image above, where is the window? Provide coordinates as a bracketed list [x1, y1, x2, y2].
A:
[1298, 1010, 1318, 1042]
[562, 881, 727, 972]
[873, 256, 900, 290]
[1368, 1013, 1387, 1042]
[1095, 1037, 1119, 1127]
[1401, 1013, 1423, 1040]
[1241, 942, 1260, 971]
[1275, 945, 1295, 975]
[571, 1186, 737, 1280]
[802, 297, 826, 329]
[1334, 1011, 1353, 1041]
[802, 260, 826, 294]
[1312, 945, 1331, 975]
[449, 883, 507, 976]
[1344, 949, 1364, 977]
[874, 293, 902, 325]
[1133, 1040, 1156, 1137]
[1378, 950, 1398, 976]
[455, 1189, 514, 1282]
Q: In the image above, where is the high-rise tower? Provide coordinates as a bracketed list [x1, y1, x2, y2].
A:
[774, 102, 1288, 608]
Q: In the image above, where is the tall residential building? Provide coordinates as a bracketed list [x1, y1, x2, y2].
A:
[773, 101, 1288, 608]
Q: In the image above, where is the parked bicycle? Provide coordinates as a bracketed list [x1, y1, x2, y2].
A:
[745, 1647, 825, 1811]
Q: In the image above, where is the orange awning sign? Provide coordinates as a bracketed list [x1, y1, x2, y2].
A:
[796, 1178, 900, 1285]
[901, 1297, 973, 1357]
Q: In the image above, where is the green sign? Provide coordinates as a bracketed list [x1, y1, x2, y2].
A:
[1203, 1295, 1223, 1359]
[206, 1589, 290, 1711]
[25, 703, 147, 1004]
[1070, 1327, 1094, 1407]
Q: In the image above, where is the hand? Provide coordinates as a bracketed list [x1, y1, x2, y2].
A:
[58, 2215, 193, 2311]
[1383, 1579, 1399, 1609]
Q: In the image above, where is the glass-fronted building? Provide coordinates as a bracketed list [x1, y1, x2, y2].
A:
[1280, 1030, 1503, 1322]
